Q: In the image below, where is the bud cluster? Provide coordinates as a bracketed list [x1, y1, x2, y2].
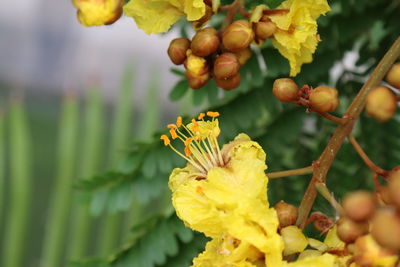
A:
[167, 2, 279, 91]
[332, 170, 400, 266]
[365, 62, 400, 122]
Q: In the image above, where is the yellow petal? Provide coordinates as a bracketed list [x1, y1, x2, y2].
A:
[74, 0, 123, 26]
[281, 226, 308, 256]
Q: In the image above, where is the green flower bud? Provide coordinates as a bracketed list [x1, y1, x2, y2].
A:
[191, 27, 220, 57]
[168, 38, 191, 65]
[222, 20, 254, 52]
[213, 53, 240, 79]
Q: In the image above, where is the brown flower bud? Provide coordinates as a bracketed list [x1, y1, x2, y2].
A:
[254, 21, 277, 40]
[272, 78, 299, 103]
[388, 170, 400, 209]
[274, 201, 299, 228]
[376, 186, 393, 205]
[168, 38, 191, 65]
[235, 48, 252, 66]
[309, 86, 339, 113]
[371, 208, 400, 251]
[336, 217, 369, 244]
[354, 234, 398, 267]
[213, 53, 240, 79]
[191, 27, 220, 57]
[365, 86, 397, 122]
[186, 71, 210, 90]
[222, 20, 254, 52]
[386, 62, 400, 90]
[215, 73, 241, 90]
[343, 191, 375, 222]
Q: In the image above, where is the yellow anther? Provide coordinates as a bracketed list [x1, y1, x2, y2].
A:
[207, 111, 220, 117]
[185, 137, 193, 146]
[169, 129, 178, 139]
[184, 146, 192, 156]
[198, 113, 205, 120]
[176, 116, 183, 127]
[167, 124, 177, 129]
[160, 135, 170, 146]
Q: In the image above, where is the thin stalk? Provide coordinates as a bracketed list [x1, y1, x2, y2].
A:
[316, 111, 347, 124]
[41, 92, 79, 267]
[68, 86, 104, 259]
[266, 166, 313, 179]
[348, 135, 388, 176]
[3, 96, 32, 267]
[315, 183, 344, 216]
[99, 64, 135, 254]
[0, 109, 4, 227]
[297, 37, 400, 229]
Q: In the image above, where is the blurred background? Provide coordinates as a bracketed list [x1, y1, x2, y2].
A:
[0, 0, 399, 267]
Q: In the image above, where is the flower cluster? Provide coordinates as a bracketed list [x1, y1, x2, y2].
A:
[72, 0, 330, 88]
[161, 113, 362, 266]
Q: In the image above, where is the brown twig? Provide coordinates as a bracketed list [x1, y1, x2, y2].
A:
[316, 111, 347, 124]
[266, 166, 313, 179]
[296, 37, 400, 229]
[348, 135, 389, 176]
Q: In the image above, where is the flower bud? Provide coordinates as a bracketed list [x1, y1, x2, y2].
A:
[388, 170, 400, 208]
[184, 51, 209, 76]
[73, 0, 123, 26]
[281, 226, 308, 256]
[213, 53, 240, 79]
[354, 235, 398, 267]
[366, 86, 397, 122]
[191, 27, 220, 57]
[235, 48, 252, 66]
[309, 86, 339, 113]
[272, 78, 299, 103]
[371, 208, 400, 251]
[215, 73, 241, 91]
[377, 186, 393, 205]
[386, 62, 400, 89]
[274, 201, 299, 228]
[254, 21, 277, 40]
[168, 38, 191, 65]
[336, 217, 369, 243]
[186, 71, 210, 90]
[343, 191, 375, 222]
[222, 20, 254, 52]
[193, 4, 214, 30]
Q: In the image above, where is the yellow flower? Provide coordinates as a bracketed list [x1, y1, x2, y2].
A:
[123, 0, 206, 34]
[269, 0, 330, 76]
[72, 0, 123, 26]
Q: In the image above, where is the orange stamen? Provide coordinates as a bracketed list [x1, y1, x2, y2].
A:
[207, 111, 220, 117]
[169, 129, 178, 139]
[184, 146, 192, 156]
[176, 116, 182, 127]
[198, 113, 205, 120]
[167, 124, 177, 129]
[185, 137, 193, 146]
[160, 135, 170, 146]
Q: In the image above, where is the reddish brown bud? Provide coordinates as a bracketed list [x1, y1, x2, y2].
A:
[386, 62, 400, 90]
[388, 170, 400, 209]
[365, 86, 397, 122]
[213, 53, 240, 79]
[191, 27, 220, 57]
[235, 48, 252, 66]
[309, 86, 339, 113]
[272, 78, 299, 103]
[343, 191, 375, 222]
[222, 20, 254, 52]
[215, 73, 241, 90]
[274, 201, 299, 228]
[336, 217, 369, 244]
[186, 71, 210, 90]
[371, 208, 400, 251]
[376, 186, 393, 205]
[168, 38, 191, 65]
[254, 21, 277, 40]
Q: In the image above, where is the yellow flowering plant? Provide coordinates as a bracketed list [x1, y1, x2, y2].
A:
[70, 0, 400, 266]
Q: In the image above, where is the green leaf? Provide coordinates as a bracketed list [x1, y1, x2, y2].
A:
[169, 80, 189, 101]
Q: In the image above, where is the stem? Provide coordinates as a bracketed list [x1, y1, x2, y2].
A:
[266, 166, 313, 179]
[316, 111, 347, 124]
[0, 109, 4, 228]
[348, 135, 388, 176]
[315, 183, 344, 216]
[296, 37, 400, 229]
[220, 0, 244, 30]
